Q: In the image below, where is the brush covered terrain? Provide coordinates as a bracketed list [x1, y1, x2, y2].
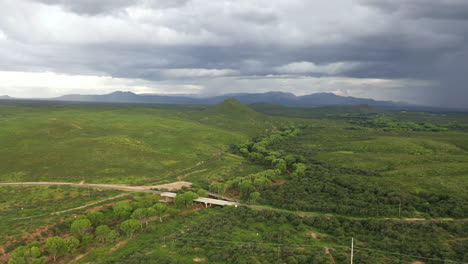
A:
[0, 99, 467, 264]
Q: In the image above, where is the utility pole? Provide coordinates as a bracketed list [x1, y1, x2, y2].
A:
[350, 237, 354, 264]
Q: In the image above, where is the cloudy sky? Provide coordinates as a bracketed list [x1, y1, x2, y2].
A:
[0, 0, 467, 107]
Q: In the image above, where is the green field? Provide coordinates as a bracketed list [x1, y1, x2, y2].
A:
[287, 126, 468, 196]
[0, 100, 283, 184]
[1, 100, 467, 264]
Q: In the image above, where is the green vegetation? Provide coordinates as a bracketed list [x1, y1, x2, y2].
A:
[4, 188, 180, 263]
[73, 207, 467, 264]
[0, 100, 282, 184]
[250, 103, 382, 120]
[8, 241, 46, 264]
[229, 118, 468, 218]
[0, 186, 123, 246]
[1, 100, 468, 263]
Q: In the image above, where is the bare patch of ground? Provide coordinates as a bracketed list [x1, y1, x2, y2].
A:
[52, 194, 128, 215]
[194, 257, 206, 262]
[307, 231, 319, 239]
[269, 179, 288, 186]
[324, 247, 336, 264]
[151, 181, 192, 191]
[176, 169, 207, 180]
[110, 238, 131, 252]
[81, 199, 132, 213]
[69, 252, 90, 264]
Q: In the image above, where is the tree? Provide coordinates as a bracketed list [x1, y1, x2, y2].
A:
[86, 211, 104, 227]
[65, 237, 80, 253]
[253, 176, 271, 191]
[210, 182, 226, 194]
[174, 191, 199, 208]
[153, 203, 167, 222]
[274, 159, 287, 172]
[197, 189, 208, 197]
[30, 247, 41, 259]
[239, 182, 255, 196]
[45, 236, 67, 261]
[145, 207, 157, 227]
[131, 208, 149, 229]
[71, 219, 92, 237]
[95, 225, 111, 242]
[120, 219, 140, 237]
[135, 194, 161, 207]
[130, 201, 144, 210]
[166, 207, 180, 217]
[293, 163, 307, 177]
[81, 234, 95, 247]
[112, 201, 133, 218]
[8, 243, 46, 264]
[8, 246, 30, 264]
[249, 192, 261, 203]
[106, 230, 120, 243]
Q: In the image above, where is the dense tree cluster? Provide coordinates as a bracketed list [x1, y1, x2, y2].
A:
[172, 207, 467, 264]
[228, 169, 281, 197]
[261, 172, 418, 217]
[227, 126, 308, 199]
[169, 207, 331, 264]
[306, 215, 468, 263]
[261, 167, 466, 218]
[8, 242, 47, 264]
[237, 126, 305, 174]
[353, 117, 449, 132]
[239, 125, 467, 218]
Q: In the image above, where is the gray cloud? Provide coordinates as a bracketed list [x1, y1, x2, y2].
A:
[32, 0, 191, 15]
[33, 0, 137, 15]
[0, 0, 467, 107]
[361, 0, 468, 20]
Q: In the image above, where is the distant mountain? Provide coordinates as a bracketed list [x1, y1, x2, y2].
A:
[50, 91, 408, 108]
[0, 95, 13, 100]
[55, 91, 199, 104]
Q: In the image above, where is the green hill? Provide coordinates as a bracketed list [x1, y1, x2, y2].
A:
[0, 101, 273, 184]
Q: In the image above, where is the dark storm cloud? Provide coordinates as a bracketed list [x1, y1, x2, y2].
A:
[355, 0, 468, 107]
[0, 0, 467, 107]
[33, 0, 137, 15]
[33, 0, 191, 15]
[361, 0, 468, 20]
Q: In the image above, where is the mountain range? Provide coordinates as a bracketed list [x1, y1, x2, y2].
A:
[19, 91, 406, 108]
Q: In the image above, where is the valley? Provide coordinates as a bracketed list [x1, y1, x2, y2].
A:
[0, 99, 467, 264]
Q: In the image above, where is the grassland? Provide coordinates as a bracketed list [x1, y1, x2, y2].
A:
[287, 125, 468, 196]
[0, 99, 283, 184]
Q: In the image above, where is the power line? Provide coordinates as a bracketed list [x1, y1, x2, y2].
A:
[355, 247, 468, 264]
[171, 237, 349, 249]
[171, 237, 468, 264]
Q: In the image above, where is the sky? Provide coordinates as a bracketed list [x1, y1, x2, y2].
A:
[0, 0, 467, 107]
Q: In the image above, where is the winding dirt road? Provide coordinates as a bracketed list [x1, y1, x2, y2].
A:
[1, 182, 465, 222]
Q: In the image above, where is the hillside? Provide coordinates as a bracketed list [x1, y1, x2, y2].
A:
[0, 100, 277, 184]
